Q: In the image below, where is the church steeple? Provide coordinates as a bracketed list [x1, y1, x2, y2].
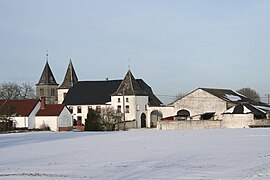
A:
[36, 53, 58, 104]
[59, 59, 78, 89]
[37, 61, 58, 86]
[112, 70, 147, 96]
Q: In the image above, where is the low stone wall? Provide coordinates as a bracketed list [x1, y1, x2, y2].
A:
[157, 120, 222, 130]
[221, 114, 254, 128]
[249, 119, 270, 127]
[118, 120, 137, 130]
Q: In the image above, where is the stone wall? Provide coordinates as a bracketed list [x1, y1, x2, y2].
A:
[221, 114, 254, 128]
[157, 120, 222, 130]
[172, 89, 228, 120]
[118, 120, 137, 130]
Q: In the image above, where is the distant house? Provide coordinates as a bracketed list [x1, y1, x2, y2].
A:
[0, 98, 72, 131]
[0, 99, 40, 129]
[157, 88, 270, 129]
[36, 98, 72, 131]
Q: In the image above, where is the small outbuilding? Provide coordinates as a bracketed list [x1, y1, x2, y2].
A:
[36, 99, 72, 131]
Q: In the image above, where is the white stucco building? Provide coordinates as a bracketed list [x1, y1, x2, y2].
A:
[0, 98, 73, 131]
[0, 99, 41, 129]
[62, 70, 163, 129]
[35, 100, 73, 131]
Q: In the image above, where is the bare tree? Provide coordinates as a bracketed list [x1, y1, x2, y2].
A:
[99, 106, 121, 131]
[237, 87, 260, 102]
[0, 82, 35, 100]
[20, 82, 36, 99]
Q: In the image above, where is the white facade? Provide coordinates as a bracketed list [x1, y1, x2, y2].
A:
[13, 101, 41, 129]
[111, 95, 148, 128]
[69, 104, 109, 125]
[58, 89, 69, 104]
[35, 106, 72, 131]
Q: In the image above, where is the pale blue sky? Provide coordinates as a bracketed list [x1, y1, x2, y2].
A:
[1, 0, 270, 103]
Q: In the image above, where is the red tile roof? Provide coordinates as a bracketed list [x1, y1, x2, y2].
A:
[0, 99, 40, 116]
[36, 104, 66, 116]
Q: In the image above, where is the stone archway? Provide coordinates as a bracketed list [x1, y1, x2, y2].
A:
[141, 113, 146, 128]
[177, 109, 190, 120]
[150, 110, 163, 128]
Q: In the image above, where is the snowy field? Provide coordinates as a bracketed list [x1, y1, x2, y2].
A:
[1, 129, 270, 179]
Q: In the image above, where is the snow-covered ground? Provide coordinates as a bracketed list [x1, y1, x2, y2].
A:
[1, 129, 270, 179]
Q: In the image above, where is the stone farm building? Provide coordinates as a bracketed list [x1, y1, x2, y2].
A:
[156, 88, 270, 130]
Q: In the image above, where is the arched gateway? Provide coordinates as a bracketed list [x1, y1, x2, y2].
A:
[141, 113, 146, 128]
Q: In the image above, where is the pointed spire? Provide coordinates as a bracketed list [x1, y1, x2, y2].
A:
[37, 60, 58, 85]
[112, 70, 147, 96]
[46, 50, 49, 63]
[59, 59, 78, 89]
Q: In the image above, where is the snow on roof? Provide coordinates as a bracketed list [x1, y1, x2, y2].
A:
[243, 106, 251, 114]
[224, 106, 235, 114]
[223, 94, 242, 102]
[254, 106, 270, 113]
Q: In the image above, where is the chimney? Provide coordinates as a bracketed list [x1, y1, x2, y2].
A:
[41, 97, 46, 109]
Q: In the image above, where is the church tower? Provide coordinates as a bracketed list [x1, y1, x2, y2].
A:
[36, 54, 58, 104]
[58, 59, 78, 104]
[111, 70, 149, 128]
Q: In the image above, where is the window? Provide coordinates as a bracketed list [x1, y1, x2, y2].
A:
[69, 106, 73, 114]
[64, 93, 67, 99]
[126, 98, 129, 102]
[117, 105, 121, 113]
[118, 98, 121, 103]
[40, 88, 44, 96]
[96, 106, 101, 112]
[137, 105, 140, 111]
[51, 88, 55, 96]
[126, 105, 130, 113]
[88, 106, 92, 113]
[77, 106, 82, 113]
[77, 116, 82, 126]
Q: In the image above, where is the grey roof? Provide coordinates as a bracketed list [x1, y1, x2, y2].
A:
[200, 88, 265, 106]
[59, 60, 78, 89]
[36, 61, 58, 85]
[63, 79, 162, 106]
[223, 103, 266, 118]
[112, 70, 147, 96]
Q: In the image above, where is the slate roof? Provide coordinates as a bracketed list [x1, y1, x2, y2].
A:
[36, 104, 65, 116]
[112, 70, 147, 96]
[63, 79, 162, 106]
[0, 99, 40, 116]
[224, 103, 266, 117]
[59, 60, 78, 89]
[37, 61, 58, 85]
[200, 88, 269, 107]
